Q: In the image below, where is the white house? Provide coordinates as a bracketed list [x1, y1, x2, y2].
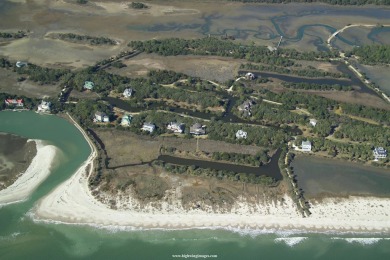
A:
[267, 46, 277, 52]
[245, 72, 255, 80]
[309, 119, 317, 127]
[301, 141, 312, 152]
[37, 100, 51, 113]
[94, 111, 109, 123]
[167, 122, 184, 133]
[236, 130, 247, 139]
[16, 61, 28, 68]
[373, 147, 387, 160]
[121, 114, 132, 127]
[142, 122, 155, 133]
[123, 88, 133, 98]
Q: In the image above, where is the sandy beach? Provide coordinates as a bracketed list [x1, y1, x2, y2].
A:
[32, 119, 390, 233]
[0, 140, 58, 206]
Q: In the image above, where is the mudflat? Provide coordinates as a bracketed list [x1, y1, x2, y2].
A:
[0, 132, 36, 190]
[1, 0, 389, 67]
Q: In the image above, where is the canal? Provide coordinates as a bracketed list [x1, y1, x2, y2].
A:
[158, 149, 283, 181]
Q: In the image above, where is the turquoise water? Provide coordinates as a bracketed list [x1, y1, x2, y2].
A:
[1, 111, 390, 259]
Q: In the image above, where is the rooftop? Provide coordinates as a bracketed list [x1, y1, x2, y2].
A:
[95, 111, 106, 117]
[84, 81, 94, 90]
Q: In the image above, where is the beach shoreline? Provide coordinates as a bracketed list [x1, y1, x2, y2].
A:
[31, 115, 390, 234]
[0, 140, 58, 206]
[0, 133, 37, 191]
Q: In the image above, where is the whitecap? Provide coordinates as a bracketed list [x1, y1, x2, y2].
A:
[331, 237, 384, 245]
[0, 232, 21, 241]
[274, 237, 307, 247]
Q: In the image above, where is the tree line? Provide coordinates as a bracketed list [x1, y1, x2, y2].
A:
[227, 0, 390, 6]
[211, 151, 270, 166]
[129, 2, 148, 9]
[16, 64, 70, 85]
[241, 63, 349, 79]
[153, 160, 276, 185]
[334, 120, 390, 146]
[282, 82, 352, 91]
[51, 33, 117, 46]
[340, 103, 390, 124]
[0, 31, 26, 39]
[242, 101, 306, 125]
[264, 90, 338, 119]
[129, 37, 337, 67]
[346, 45, 390, 65]
[207, 120, 289, 148]
[309, 137, 388, 163]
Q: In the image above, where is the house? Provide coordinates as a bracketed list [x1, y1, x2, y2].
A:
[373, 147, 387, 160]
[301, 141, 312, 152]
[309, 119, 317, 127]
[37, 100, 51, 113]
[245, 72, 255, 80]
[123, 88, 133, 98]
[142, 122, 155, 133]
[236, 130, 247, 139]
[121, 114, 132, 127]
[84, 81, 94, 90]
[267, 46, 277, 52]
[238, 100, 254, 111]
[5, 99, 23, 107]
[190, 123, 206, 135]
[94, 111, 109, 123]
[167, 122, 184, 133]
[237, 100, 254, 117]
[15, 61, 28, 68]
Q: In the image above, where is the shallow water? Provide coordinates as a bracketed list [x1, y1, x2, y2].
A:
[292, 154, 390, 198]
[128, 3, 390, 51]
[354, 63, 390, 96]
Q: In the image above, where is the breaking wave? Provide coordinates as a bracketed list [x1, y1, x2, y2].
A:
[331, 237, 390, 245]
[274, 237, 308, 247]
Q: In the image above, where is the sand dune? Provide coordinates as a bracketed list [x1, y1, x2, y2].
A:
[0, 140, 58, 206]
[32, 124, 390, 233]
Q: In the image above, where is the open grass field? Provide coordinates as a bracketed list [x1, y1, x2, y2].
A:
[94, 129, 266, 167]
[94, 128, 286, 208]
[109, 53, 243, 82]
[0, 68, 59, 98]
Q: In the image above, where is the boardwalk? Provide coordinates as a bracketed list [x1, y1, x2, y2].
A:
[327, 24, 380, 44]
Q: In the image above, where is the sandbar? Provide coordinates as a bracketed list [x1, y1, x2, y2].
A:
[0, 140, 58, 206]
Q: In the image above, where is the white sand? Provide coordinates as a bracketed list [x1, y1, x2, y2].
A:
[33, 163, 390, 232]
[0, 140, 58, 206]
[32, 119, 390, 233]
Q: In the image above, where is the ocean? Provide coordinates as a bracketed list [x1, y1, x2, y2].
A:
[1, 111, 390, 260]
